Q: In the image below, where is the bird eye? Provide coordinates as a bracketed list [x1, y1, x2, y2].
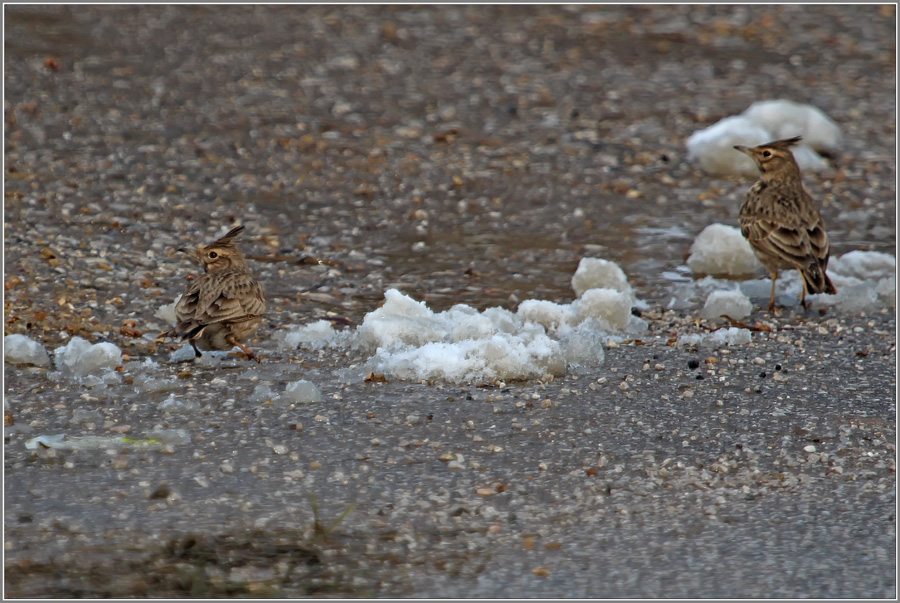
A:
[762, 150, 772, 158]
[207, 251, 218, 259]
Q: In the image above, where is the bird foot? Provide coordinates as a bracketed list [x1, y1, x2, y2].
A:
[228, 340, 261, 363]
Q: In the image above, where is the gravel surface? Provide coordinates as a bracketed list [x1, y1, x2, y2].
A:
[4, 5, 896, 598]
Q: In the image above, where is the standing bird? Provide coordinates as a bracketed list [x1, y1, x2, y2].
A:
[733, 136, 837, 312]
[158, 225, 266, 361]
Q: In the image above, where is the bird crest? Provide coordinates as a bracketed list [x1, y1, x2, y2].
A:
[764, 135, 802, 150]
[204, 225, 245, 252]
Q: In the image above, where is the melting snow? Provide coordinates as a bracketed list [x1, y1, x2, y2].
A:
[678, 327, 753, 347]
[742, 100, 842, 152]
[359, 291, 567, 383]
[250, 380, 324, 405]
[687, 223, 762, 277]
[686, 99, 840, 175]
[346, 257, 647, 383]
[283, 380, 324, 404]
[5, 334, 51, 366]
[274, 320, 344, 351]
[54, 336, 122, 379]
[274, 258, 650, 383]
[571, 257, 633, 297]
[701, 289, 753, 320]
[155, 296, 179, 325]
[681, 231, 894, 314]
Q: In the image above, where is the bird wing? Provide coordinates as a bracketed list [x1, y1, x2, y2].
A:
[805, 214, 831, 266]
[174, 272, 265, 330]
[740, 215, 813, 267]
[739, 186, 830, 269]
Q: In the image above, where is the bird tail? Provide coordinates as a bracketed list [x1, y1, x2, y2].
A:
[158, 321, 206, 342]
[801, 260, 837, 295]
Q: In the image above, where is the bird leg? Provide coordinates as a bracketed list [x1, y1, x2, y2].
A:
[228, 336, 260, 363]
[767, 271, 779, 313]
[190, 341, 203, 358]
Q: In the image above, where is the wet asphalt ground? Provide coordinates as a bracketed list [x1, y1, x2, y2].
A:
[3, 5, 896, 598]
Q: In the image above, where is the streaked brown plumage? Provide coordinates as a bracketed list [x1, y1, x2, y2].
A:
[158, 225, 266, 361]
[733, 136, 837, 312]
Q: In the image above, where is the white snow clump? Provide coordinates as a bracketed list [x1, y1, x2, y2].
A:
[678, 327, 752, 347]
[159, 394, 199, 414]
[701, 289, 753, 320]
[354, 258, 643, 383]
[359, 290, 567, 383]
[575, 288, 634, 331]
[169, 343, 199, 363]
[687, 223, 762, 277]
[250, 383, 277, 403]
[155, 296, 179, 325]
[5, 334, 51, 366]
[54, 336, 122, 378]
[742, 100, 842, 152]
[571, 257, 632, 298]
[680, 246, 895, 314]
[686, 100, 840, 175]
[249, 380, 324, 405]
[827, 250, 895, 282]
[809, 250, 896, 312]
[283, 380, 324, 404]
[275, 319, 344, 351]
[686, 115, 772, 176]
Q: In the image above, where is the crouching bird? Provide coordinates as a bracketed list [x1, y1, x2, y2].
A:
[158, 225, 266, 361]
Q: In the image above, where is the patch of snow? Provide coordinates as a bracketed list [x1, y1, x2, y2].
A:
[875, 277, 896, 308]
[275, 320, 343, 351]
[571, 257, 632, 298]
[827, 250, 895, 281]
[356, 289, 451, 353]
[686, 100, 840, 175]
[742, 99, 841, 151]
[283, 380, 324, 404]
[701, 289, 753, 320]
[250, 384, 277, 403]
[574, 288, 633, 331]
[678, 248, 894, 314]
[81, 371, 122, 389]
[54, 336, 122, 378]
[169, 343, 198, 363]
[687, 223, 762, 277]
[344, 258, 645, 382]
[132, 373, 179, 394]
[517, 299, 577, 332]
[155, 296, 180, 325]
[557, 320, 606, 366]
[159, 394, 199, 414]
[166, 344, 237, 364]
[678, 327, 752, 347]
[686, 115, 772, 176]
[4, 334, 51, 366]
[364, 328, 566, 384]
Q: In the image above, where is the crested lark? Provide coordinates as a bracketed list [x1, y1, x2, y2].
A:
[158, 225, 266, 361]
[733, 136, 837, 312]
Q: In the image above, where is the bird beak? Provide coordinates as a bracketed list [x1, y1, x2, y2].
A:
[733, 145, 750, 155]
